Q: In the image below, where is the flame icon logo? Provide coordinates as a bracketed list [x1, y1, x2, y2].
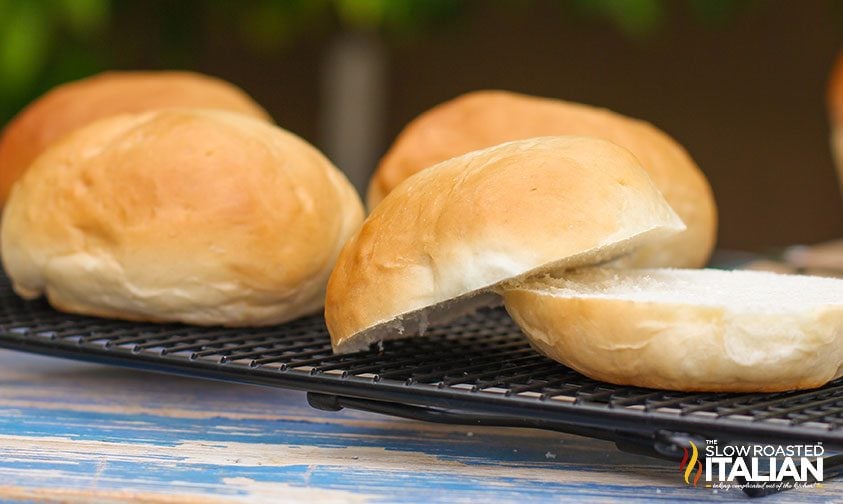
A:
[679, 441, 703, 487]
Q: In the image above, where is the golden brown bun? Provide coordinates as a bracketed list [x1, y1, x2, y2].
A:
[327, 136, 686, 353]
[828, 53, 843, 196]
[370, 90, 717, 268]
[1, 109, 363, 326]
[504, 268, 843, 393]
[0, 71, 272, 207]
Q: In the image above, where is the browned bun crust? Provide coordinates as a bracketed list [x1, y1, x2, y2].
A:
[370, 90, 717, 268]
[328, 136, 685, 353]
[2, 109, 363, 326]
[0, 71, 272, 206]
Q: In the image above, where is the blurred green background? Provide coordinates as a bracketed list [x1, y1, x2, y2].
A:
[0, 0, 765, 124]
[0, 0, 842, 251]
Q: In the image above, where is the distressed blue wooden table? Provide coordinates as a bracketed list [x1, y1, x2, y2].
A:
[0, 349, 840, 503]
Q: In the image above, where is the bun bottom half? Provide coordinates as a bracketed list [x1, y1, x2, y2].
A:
[504, 268, 843, 392]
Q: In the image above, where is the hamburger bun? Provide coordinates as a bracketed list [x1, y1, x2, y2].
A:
[504, 268, 843, 392]
[326, 136, 685, 353]
[370, 90, 717, 268]
[2, 109, 363, 326]
[0, 71, 272, 206]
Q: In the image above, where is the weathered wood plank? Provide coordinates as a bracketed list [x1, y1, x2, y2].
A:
[0, 350, 838, 502]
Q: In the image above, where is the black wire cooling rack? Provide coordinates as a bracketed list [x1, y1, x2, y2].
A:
[0, 273, 841, 497]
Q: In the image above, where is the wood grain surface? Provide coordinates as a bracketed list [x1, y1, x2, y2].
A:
[0, 349, 840, 503]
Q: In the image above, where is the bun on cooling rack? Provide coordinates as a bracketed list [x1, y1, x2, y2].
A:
[326, 136, 686, 353]
[1, 109, 363, 326]
[369, 90, 717, 268]
[0, 71, 272, 207]
[504, 268, 843, 392]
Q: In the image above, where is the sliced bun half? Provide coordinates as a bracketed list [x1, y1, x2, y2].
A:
[1, 108, 364, 326]
[504, 268, 843, 392]
[326, 136, 686, 353]
[370, 90, 717, 268]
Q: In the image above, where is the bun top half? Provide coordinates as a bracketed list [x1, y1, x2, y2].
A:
[370, 90, 717, 268]
[0, 71, 272, 206]
[327, 136, 685, 353]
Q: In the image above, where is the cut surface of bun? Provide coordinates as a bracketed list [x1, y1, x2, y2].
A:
[504, 268, 843, 392]
[327, 136, 686, 353]
[1, 109, 363, 326]
[370, 90, 717, 268]
[0, 71, 272, 206]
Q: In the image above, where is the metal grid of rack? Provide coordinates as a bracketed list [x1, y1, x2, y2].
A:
[0, 274, 839, 497]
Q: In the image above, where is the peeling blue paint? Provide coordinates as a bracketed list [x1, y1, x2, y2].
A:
[0, 350, 837, 503]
